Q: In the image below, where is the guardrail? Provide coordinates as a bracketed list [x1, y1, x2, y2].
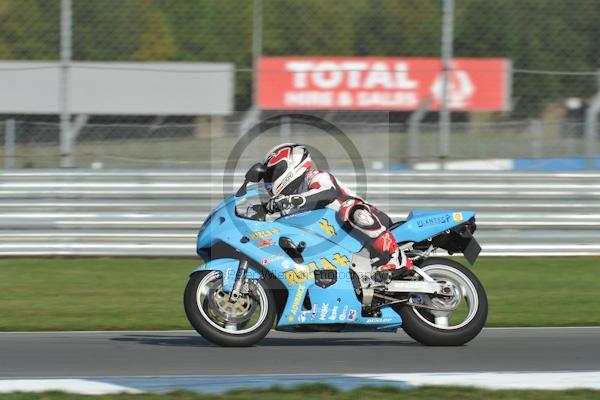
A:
[1, 169, 599, 256]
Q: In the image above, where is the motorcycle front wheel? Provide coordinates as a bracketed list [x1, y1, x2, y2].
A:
[184, 270, 276, 347]
[396, 257, 488, 346]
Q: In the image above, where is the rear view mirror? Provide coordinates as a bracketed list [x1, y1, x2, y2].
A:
[236, 163, 266, 197]
[245, 163, 266, 183]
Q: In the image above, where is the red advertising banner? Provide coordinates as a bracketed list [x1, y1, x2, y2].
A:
[258, 57, 511, 111]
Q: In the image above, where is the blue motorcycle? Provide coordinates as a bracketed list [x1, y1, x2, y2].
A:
[184, 163, 487, 346]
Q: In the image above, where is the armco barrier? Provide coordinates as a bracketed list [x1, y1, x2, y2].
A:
[1, 169, 599, 256]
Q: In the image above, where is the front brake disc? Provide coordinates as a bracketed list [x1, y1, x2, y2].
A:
[207, 286, 257, 323]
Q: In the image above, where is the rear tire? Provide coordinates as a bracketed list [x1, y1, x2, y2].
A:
[396, 257, 487, 346]
[184, 271, 276, 347]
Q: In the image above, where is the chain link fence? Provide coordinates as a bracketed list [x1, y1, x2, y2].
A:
[1, 0, 599, 169]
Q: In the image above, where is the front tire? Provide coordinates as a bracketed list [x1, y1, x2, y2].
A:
[184, 270, 276, 347]
[397, 257, 487, 346]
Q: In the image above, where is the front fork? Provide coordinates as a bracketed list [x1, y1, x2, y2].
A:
[229, 258, 249, 303]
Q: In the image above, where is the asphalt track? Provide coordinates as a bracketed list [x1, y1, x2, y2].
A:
[1, 327, 599, 378]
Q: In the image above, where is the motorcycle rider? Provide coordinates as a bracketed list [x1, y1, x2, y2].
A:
[262, 143, 410, 272]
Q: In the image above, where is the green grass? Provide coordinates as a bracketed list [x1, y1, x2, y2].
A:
[0, 258, 193, 331]
[1, 385, 600, 400]
[473, 257, 600, 327]
[0, 257, 599, 331]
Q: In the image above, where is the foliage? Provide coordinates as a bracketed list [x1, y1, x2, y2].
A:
[0, 0, 598, 114]
[0, 0, 59, 59]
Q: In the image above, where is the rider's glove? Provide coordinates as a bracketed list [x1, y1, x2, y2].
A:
[265, 194, 306, 215]
[265, 194, 287, 213]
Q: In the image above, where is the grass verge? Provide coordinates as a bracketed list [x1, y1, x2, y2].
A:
[1, 385, 600, 400]
[0, 257, 599, 331]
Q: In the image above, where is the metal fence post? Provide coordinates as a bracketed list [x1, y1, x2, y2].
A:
[408, 96, 432, 169]
[252, 0, 262, 110]
[585, 95, 600, 169]
[531, 119, 543, 165]
[59, 0, 73, 168]
[239, 0, 263, 136]
[584, 71, 600, 169]
[438, 0, 454, 169]
[280, 115, 291, 142]
[4, 119, 16, 169]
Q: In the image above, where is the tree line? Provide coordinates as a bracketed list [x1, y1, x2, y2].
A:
[1, 0, 598, 116]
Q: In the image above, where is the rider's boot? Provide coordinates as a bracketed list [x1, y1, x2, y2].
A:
[372, 249, 413, 283]
[377, 248, 413, 272]
[370, 231, 413, 282]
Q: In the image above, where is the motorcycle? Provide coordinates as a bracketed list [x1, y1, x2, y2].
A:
[184, 163, 487, 347]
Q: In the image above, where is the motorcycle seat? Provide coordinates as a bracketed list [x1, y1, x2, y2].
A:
[388, 220, 406, 230]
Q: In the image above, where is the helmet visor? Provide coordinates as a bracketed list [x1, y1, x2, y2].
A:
[263, 161, 287, 192]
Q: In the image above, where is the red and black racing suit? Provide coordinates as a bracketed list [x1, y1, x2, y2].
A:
[281, 169, 399, 263]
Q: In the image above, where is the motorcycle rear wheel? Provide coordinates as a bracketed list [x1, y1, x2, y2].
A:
[184, 270, 276, 347]
[396, 257, 487, 346]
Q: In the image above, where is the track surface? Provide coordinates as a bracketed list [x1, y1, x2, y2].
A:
[1, 328, 599, 378]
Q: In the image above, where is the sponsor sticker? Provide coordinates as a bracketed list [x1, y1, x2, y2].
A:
[311, 304, 319, 320]
[288, 284, 306, 322]
[251, 228, 280, 240]
[416, 214, 451, 228]
[347, 309, 358, 321]
[298, 312, 308, 322]
[283, 257, 338, 285]
[261, 254, 285, 265]
[319, 303, 329, 321]
[258, 238, 274, 248]
[365, 317, 393, 324]
[328, 305, 338, 321]
[338, 305, 349, 321]
[319, 218, 336, 236]
[453, 212, 464, 222]
[332, 253, 350, 267]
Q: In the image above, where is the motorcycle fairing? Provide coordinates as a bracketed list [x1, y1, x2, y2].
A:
[391, 210, 475, 243]
[192, 258, 262, 292]
[194, 189, 402, 331]
[277, 208, 363, 253]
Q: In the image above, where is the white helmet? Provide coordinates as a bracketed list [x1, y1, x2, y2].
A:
[263, 143, 312, 196]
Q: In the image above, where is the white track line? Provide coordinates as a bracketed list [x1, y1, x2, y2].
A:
[349, 371, 600, 390]
[0, 379, 140, 394]
[2, 372, 600, 393]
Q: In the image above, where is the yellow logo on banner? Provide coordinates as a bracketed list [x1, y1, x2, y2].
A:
[319, 218, 336, 236]
[453, 212, 463, 222]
